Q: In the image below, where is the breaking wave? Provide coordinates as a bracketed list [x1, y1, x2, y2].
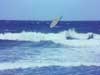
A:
[0, 61, 100, 70]
[0, 29, 100, 47]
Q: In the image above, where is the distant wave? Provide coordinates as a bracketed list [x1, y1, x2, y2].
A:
[0, 61, 100, 70]
[1, 66, 99, 75]
[0, 29, 100, 47]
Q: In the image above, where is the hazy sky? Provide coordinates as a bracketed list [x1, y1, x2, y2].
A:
[0, 0, 100, 20]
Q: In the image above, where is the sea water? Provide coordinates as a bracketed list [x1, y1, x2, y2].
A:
[0, 20, 100, 75]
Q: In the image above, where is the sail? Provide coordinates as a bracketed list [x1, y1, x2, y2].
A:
[50, 16, 62, 28]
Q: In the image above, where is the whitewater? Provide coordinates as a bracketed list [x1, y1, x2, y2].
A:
[0, 46, 100, 70]
[0, 29, 100, 71]
[0, 29, 100, 47]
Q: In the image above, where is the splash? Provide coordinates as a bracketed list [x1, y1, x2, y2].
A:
[0, 29, 100, 47]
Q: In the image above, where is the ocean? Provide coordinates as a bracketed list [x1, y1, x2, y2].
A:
[0, 20, 100, 75]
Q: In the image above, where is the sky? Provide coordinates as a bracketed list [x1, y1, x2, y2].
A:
[0, 0, 100, 20]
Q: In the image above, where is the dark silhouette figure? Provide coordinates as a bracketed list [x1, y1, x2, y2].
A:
[88, 34, 94, 39]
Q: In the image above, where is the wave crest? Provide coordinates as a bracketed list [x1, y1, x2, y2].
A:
[0, 29, 100, 47]
[0, 61, 100, 70]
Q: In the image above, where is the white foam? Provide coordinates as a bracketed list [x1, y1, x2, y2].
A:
[0, 30, 100, 47]
[0, 61, 100, 70]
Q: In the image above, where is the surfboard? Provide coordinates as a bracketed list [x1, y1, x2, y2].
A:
[50, 16, 62, 28]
